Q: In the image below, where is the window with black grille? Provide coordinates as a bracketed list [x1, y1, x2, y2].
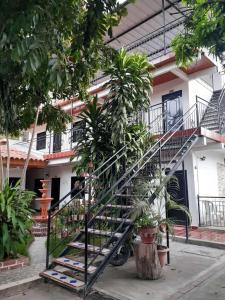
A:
[36, 132, 46, 150]
[72, 121, 85, 143]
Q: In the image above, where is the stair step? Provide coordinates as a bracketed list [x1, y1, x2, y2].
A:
[81, 228, 123, 238]
[40, 270, 84, 290]
[53, 257, 97, 274]
[68, 242, 110, 255]
[95, 215, 133, 223]
[106, 204, 133, 209]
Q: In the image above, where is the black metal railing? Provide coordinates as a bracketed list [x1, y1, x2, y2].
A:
[45, 110, 165, 266]
[45, 97, 221, 297]
[218, 84, 225, 133]
[92, 17, 185, 85]
[198, 196, 225, 227]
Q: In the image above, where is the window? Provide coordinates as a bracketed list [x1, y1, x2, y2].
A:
[72, 121, 85, 143]
[36, 132, 46, 150]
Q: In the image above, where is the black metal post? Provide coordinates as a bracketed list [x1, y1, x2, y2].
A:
[49, 131, 52, 154]
[84, 212, 88, 285]
[46, 209, 51, 269]
[165, 190, 170, 265]
[182, 161, 189, 242]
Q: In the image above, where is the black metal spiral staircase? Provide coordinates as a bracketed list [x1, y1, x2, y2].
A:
[40, 88, 225, 299]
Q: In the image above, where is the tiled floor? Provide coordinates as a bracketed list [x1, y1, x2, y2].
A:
[174, 226, 225, 243]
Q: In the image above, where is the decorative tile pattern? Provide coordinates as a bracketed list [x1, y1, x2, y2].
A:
[54, 257, 96, 274]
[40, 270, 84, 289]
[69, 242, 110, 255]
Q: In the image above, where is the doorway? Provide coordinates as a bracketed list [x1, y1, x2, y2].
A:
[51, 178, 60, 207]
[162, 90, 183, 132]
[53, 132, 61, 153]
[167, 170, 189, 225]
[71, 177, 85, 199]
[9, 177, 20, 187]
[34, 178, 43, 197]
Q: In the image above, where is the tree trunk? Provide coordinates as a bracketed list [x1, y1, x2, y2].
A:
[20, 107, 40, 189]
[134, 241, 162, 280]
[6, 132, 10, 181]
[0, 146, 4, 191]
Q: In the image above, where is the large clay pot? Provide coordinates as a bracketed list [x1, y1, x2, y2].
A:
[157, 245, 169, 267]
[139, 227, 157, 244]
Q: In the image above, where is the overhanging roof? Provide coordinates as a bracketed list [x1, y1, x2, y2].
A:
[93, 0, 187, 85]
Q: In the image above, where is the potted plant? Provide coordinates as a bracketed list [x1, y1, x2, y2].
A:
[131, 173, 192, 267]
[135, 214, 158, 244]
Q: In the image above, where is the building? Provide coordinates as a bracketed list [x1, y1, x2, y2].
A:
[2, 0, 225, 228]
[2, 0, 225, 294]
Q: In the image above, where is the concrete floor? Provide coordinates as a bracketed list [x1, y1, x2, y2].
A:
[2, 241, 225, 300]
[94, 241, 225, 300]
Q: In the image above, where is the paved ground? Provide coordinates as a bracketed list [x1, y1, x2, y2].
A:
[0, 237, 46, 285]
[178, 268, 225, 300]
[2, 240, 225, 300]
[94, 241, 225, 300]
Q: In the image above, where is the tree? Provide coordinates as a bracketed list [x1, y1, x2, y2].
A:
[74, 49, 152, 179]
[0, 1, 129, 186]
[172, 1, 225, 66]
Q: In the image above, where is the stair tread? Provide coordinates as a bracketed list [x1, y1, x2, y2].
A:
[68, 241, 110, 255]
[95, 215, 133, 223]
[81, 228, 123, 238]
[53, 257, 97, 274]
[40, 270, 84, 290]
[106, 204, 133, 209]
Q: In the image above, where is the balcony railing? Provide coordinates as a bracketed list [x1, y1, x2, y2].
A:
[198, 196, 225, 227]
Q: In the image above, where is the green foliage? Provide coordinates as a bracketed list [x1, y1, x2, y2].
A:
[104, 49, 152, 147]
[131, 172, 191, 235]
[172, 1, 225, 66]
[0, 1, 130, 137]
[74, 49, 153, 177]
[0, 181, 35, 259]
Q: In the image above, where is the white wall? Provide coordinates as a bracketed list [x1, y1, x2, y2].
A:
[188, 78, 213, 108]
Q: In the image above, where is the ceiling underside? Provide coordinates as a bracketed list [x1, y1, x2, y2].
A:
[93, 0, 188, 85]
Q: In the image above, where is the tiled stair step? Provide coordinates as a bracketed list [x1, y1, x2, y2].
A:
[68, 242, 110, 255]
[201, 117, 218, 123]
[95, 215, 133, 224]
[201, 121, 218, 126]
[81, 228, 123, 238]
[40, 270, 84, 290]
[161, 160, 179, 165]
[53, 257, 97, 274]
[106, 204, 133, 209]
[114, 193, 145, 198]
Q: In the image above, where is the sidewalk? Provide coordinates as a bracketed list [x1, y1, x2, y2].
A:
[1, 240, 225, 300]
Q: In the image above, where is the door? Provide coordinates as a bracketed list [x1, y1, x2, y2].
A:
[167, 170, 189, 225]
[34, 178, 43, 197]
[71, 177, 85, 199]
[51, 178, 60, 207]
[53, 132, 61, 153]
[162, 90, 183, 132]
[9, 177, 20, 187]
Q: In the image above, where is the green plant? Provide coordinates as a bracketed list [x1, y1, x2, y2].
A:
[131, 171, 191, 240]
[172, 1, 225, 66]
[74, 49, 153, 192]
[135, 214, 158, 229]
[0, 181, 35, 259]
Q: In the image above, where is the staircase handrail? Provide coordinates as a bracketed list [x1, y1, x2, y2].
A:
[84, 102, 203, 273]
[218, 83, 225, 133]
[46, 106, 167, 264]
[89, 101, 205, 214]
[49, 108, 165, 213]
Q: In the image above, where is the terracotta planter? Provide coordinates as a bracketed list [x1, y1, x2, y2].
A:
[139, 227, 157, 244]
[157, 245, 169, 267]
